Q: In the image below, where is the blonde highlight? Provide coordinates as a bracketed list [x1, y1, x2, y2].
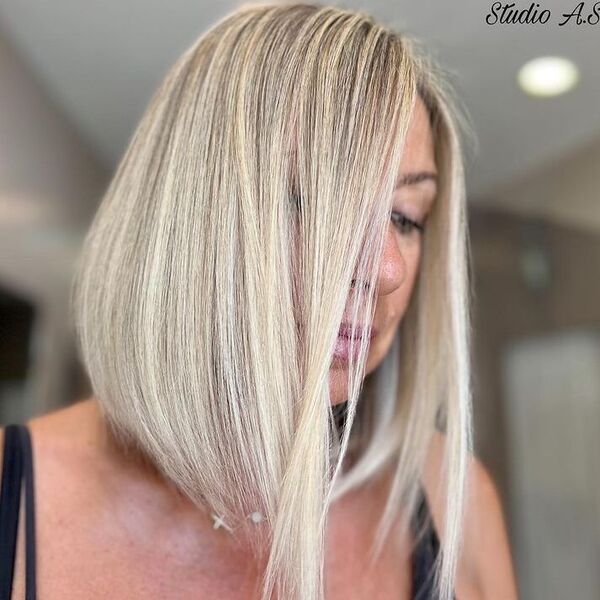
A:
[70, 3, 474, 599]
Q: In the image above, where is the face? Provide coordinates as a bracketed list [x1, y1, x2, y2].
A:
[329, 96, 438, 405]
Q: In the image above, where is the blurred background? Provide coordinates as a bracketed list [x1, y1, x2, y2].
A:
[0, 0, 598, 597]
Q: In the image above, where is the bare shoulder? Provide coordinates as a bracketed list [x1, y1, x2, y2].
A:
[0, 397, 97, 475]
[422, 430, 519, 599]
[25, 396, 101, 441]
[23, 396, 118, 498]
[0, 398, 104, 598]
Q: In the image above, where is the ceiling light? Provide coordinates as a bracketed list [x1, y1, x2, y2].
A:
[517, 56, 579, 97]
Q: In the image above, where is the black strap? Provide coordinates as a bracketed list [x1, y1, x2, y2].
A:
[0, 424, 37, 600]
[411, 489, 442, 600]
[19, 426, 37, 600]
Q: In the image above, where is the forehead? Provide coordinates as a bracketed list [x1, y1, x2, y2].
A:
[395, 97, 436, 184]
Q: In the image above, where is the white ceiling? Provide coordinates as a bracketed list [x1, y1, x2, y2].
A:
[0, 0, 599, 199]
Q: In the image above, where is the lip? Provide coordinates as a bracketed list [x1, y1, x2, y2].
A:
[333, 323, 377, 363]
[337, 322, 378, 341]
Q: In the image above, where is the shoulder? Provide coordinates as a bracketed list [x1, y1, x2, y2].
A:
[422, 430, 519, 599]
[0, 397, 107, 488]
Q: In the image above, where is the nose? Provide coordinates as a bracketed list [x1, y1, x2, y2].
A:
[376, 227, 405, 296]
[350, 228, 406, 296]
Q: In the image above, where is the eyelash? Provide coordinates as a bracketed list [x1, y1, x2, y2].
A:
[290, 192, 426, 236]
[390, 211, 426, 235]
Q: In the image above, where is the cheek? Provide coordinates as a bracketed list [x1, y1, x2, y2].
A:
[405, 246, 422, 292]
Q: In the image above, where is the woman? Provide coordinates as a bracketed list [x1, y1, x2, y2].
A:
[0, 3, 517, 599]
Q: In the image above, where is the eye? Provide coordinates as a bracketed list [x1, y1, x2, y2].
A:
[390, 210, 426, 235]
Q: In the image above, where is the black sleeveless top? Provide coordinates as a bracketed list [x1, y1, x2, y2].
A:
[0, 423, 446, 599]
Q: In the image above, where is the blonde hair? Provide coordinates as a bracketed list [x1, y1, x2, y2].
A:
[70, 3, 474, 599]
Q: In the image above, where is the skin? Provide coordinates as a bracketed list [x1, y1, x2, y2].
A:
[1, 97, 518, 599]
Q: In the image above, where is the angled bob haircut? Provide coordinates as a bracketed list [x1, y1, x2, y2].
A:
[70, 3, 474, 600]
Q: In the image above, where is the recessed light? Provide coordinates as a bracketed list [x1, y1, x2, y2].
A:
[517, 56, 579, 97]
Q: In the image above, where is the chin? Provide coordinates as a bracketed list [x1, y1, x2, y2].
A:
[327, 355, 375, 406]
[328, 372, 349, 406]
[327, 335, 392, 405]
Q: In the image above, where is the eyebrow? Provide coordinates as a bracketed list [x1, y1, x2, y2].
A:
[394, 171, 438, 189]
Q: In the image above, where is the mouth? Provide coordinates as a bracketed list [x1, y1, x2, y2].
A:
[333, 322, 378, 363]
[337, 322, 378, 341]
